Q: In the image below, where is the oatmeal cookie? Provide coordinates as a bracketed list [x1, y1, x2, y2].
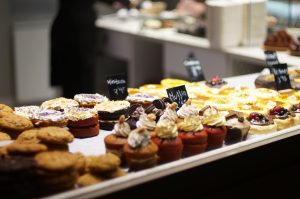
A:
[35, 151, 76, 171]
[88, 153, 121, 173]
[0, 132, 11, 141]
[37, 127, 73, 145]
[0, 114, 33, 132]
[7, 142, 47, 155]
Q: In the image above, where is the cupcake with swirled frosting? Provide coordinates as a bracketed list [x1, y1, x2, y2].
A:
[123, 128, 158, 171]
[200, 106, 227, 150]
[152, 120, 183, 163]
[136, 113, 156, 137]
[104, 115, 131, 162]
[159, 102, 178, 122]
[177, 115, 207, 156]
[177, 99, 198, 122]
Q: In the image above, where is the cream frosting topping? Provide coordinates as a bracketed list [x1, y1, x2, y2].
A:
[226, 117, 250, 130]
[64, 107, 97, 121]
[136, 113, 156, 131]
[178, 115, 203, 132]
[202, 106, 226, 126]
[14, 106, 40, 119]
[74, 93, 108, 104]
[177, 100, 198, 118]
[127, 128, 150, 148]
[155, 120, 178, 139]
[94, 101, 130, 113]
[41, 97, 79, 110]
[126, 93, 158, 102]
[114, 116, 131, 137]
[159, 103, 178, 122]
[32, 109, 67, 121]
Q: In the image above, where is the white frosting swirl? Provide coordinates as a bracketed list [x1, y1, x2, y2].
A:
[202, 106, 226, 126]
[128, 128, 150, 148]
[159, 106, 178, 122]
[136, 113, 156, 131]
[177, 103, 198, 118]
[155, 120, 178, 139]
[32, 109, 67, 122]
[114, 121, 131, 137]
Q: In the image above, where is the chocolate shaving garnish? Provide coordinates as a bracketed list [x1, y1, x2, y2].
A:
[153, 99, 166, 110]
[128, 104, 143, 115]
[162, 97, 172, 104]
[226, 111, 244, 122]
[145, 104, 156, 114]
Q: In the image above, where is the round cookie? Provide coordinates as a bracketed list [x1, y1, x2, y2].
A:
[87, 153, 121, 173]
[0, 104, 13, 114]
[37, 127, 74, 145]
[0, 114, 33, 132]
[77, 173, 104, 187]
[73, 152, 86, 175]
[0, 132, 11, 141]
[16, 129, 40, 143]
[7, 142, 48, 155]
[102, 167, 126, 179]
[35, 151, 76, 171]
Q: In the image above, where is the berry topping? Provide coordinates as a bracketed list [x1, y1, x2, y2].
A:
[206, 75, 227, 87]
[269, 106, 288, 116]
[247, 112, 268, 124]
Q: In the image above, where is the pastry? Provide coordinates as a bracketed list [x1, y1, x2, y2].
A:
[159, 102, 178, 122]
[144, 97, 172, 121]
[198, 75, 230, 98]
[126, 104, 145, 129]
[123, 128, 158, 171]
[139, 84, 166, 98]
[152, 119, 183, 163]
[41, 97, 79, 111]
[263, 29, 292, 51]
[31, 109, 68, 127]
[126, 93, 158, 108]
[246, 112, 277, 134]
[37, 126, 74, 145]
[289, 37, 300, 56]
[225, 111, 250, 145]
[253, 88, 279, 101]
[268, 106, 294, 130]
[177, 99, 199, 121]
[136, 113, 156, 137]
[0, 114, 33, 139]
[289, 102, 300, 125]
[178, 115, 207, 156]
[65, 107, 99, 138]
[74, 93, 108, 108]
[104, 115, 131, 161]
[204, 97, 236, 111]
[200, 106, 227, 150]
[14, 106, 40, 119]
[0, 132, 11, 141]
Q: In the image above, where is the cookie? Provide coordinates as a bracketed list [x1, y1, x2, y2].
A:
[88, 153, 121, 174]
[37, 127, 74, 145]
[102, 167, 126, 179]
[35, 151, 76, 171]
[0, 104, 13, 114]
[73, 152, 86, 175]
[0, 132, 11, 141]
[0, 114, 33, 132]
[0, 147, 8, 158]
[16, 129, 40, 143]
[7, 142, 47, 155]
[43, 143, 69, 151]
[77, 173, 104, 187]
[38, 169, 78, 185]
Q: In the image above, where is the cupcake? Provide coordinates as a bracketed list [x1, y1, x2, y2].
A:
[225, 111, 250, 145]
[246, 112, 277, 134]
[126, 104, 145, 129]
[74, 93, 108, 108]
[289, 102, 300, 125]
[200, 106, 227, 150]
[126, 93, 158, 108]
[268, 106, 294, 130]
[177, 99, 198, 122]
[145, 97, 172, 121]
[178, 115, 207, 157]
[123, 128, 158, 171]
[104, 115, 131, 162]
[152, 120, 183, 163]
[65, 107, 99, 138]
[159, 102, 178, 122]
[136, 113, 156, 137]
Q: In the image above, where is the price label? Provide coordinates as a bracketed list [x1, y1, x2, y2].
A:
[184, 53, 205, 82]
[264, 51, 279, 73]
[272, 63, 292, 91]
[106, 73, 128, 100]
[166, 85, 189, 109]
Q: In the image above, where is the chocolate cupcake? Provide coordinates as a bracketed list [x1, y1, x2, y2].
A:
[126, 104, 145, 129]
[225, 111, 250, 145]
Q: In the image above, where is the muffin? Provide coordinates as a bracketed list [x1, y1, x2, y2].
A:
[152, 120, 183, 163]
[74, 93, 108, 108]
[136, 113, 156, 137]
[65, 107, 99, 138]
[126, 104, 145, 129]
[268, 106, 294, 130]
[178, 115, 207, 156]
[123, 128, 158, 171]
[104, 115, 131, 162]
[225, 111, 250, 145]
[246, 112, 277, 134]
[200, 106, 227, 150]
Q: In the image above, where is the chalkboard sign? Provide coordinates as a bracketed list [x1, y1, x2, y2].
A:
[272, 63, 292, 91]
[184, 53, 205, 82]
[264, 51, 279, 74]
[166, 85, 189, 109]
[106, 73, 128, 100]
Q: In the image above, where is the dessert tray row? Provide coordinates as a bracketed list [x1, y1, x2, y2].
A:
[1, 73, 300, 198]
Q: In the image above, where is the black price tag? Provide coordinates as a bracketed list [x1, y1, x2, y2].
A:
[272, 63, 292, 91]
[184, 53, 205, 82]
[106, 73, 128, 100]
[166, 85, 189, 108]
[264, 51, 279, 74]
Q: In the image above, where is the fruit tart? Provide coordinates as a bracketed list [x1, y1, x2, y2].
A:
[246, 112, 277, 134]
[268, 106, 294, 130]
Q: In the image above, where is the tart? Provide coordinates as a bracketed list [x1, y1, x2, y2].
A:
[152, 120, 183, 163]
[268, 106, 294, 130]
[74, 93, 108, 108]
[289, 102, 300, 125]
[246, 112, 277, 134]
